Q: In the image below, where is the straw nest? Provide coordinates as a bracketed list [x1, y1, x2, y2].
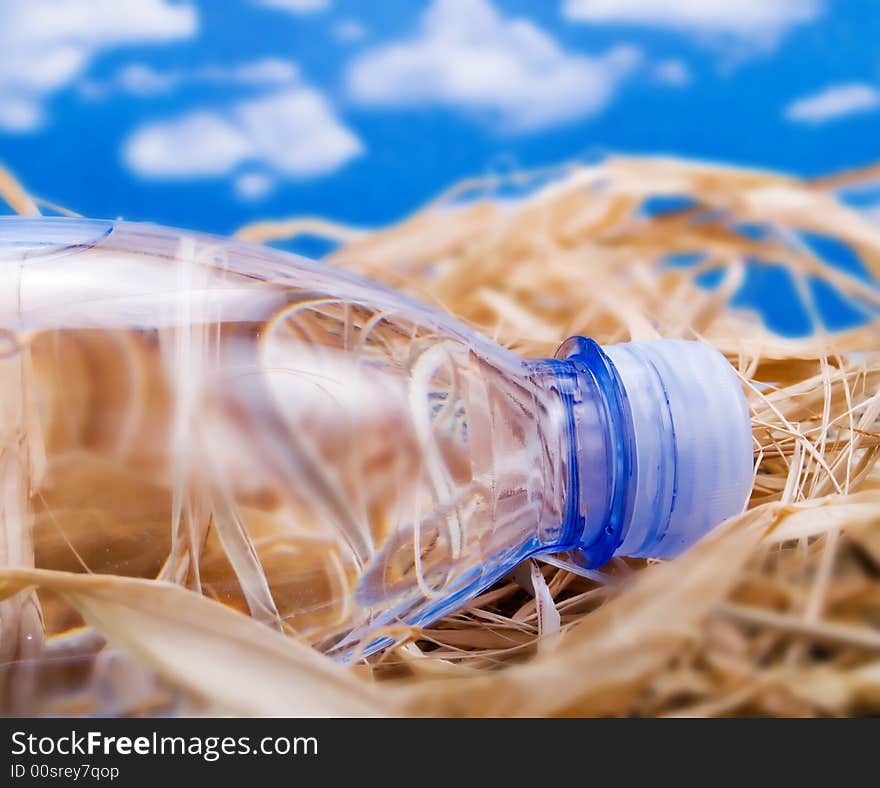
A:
[0, 156, 878, 717]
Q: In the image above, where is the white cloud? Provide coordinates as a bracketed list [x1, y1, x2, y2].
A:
[114, 64, 178, 96]
[563, 0, 820, 46]
[0, 0, 197, 131]
[347, 0, 641, 132]
[235, 172, 276, 201]
[124, 86, 362, 180]
[125, 112, 251, 177]
[334, 19, 368, 43]
[228, 60, 299, 85]
[786, 83, 880, 124]
[257, 0, 329, 13]
[81, 58, 300, 98]
[0, 98, 43, 133]
[236, 90, 362, 176]
[652, 59, 690, 87]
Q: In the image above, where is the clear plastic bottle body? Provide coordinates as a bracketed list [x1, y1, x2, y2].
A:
[0, 218, 579, 658]
[0, 217, 753, 662]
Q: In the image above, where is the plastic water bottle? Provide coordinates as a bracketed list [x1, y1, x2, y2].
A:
[0, 217, 753, 659]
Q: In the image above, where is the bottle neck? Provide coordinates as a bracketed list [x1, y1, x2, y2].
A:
[528, 337, 636, 567]
[531, 335, 753, 568]
[531, 333, 690, 568]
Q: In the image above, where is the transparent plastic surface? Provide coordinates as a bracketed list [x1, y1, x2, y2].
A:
[0, 217, 752, 664]
[0, 218, 573, 659]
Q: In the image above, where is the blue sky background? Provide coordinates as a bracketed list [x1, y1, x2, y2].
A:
[1, 0, 879, 239]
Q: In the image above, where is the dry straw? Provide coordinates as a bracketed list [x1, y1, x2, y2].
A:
[0, 156, 878, 716]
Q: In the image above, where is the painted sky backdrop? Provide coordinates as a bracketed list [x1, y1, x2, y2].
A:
[1, 0, 878, 237]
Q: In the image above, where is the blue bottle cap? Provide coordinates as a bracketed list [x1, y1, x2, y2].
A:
[605, 340, 754, 559]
